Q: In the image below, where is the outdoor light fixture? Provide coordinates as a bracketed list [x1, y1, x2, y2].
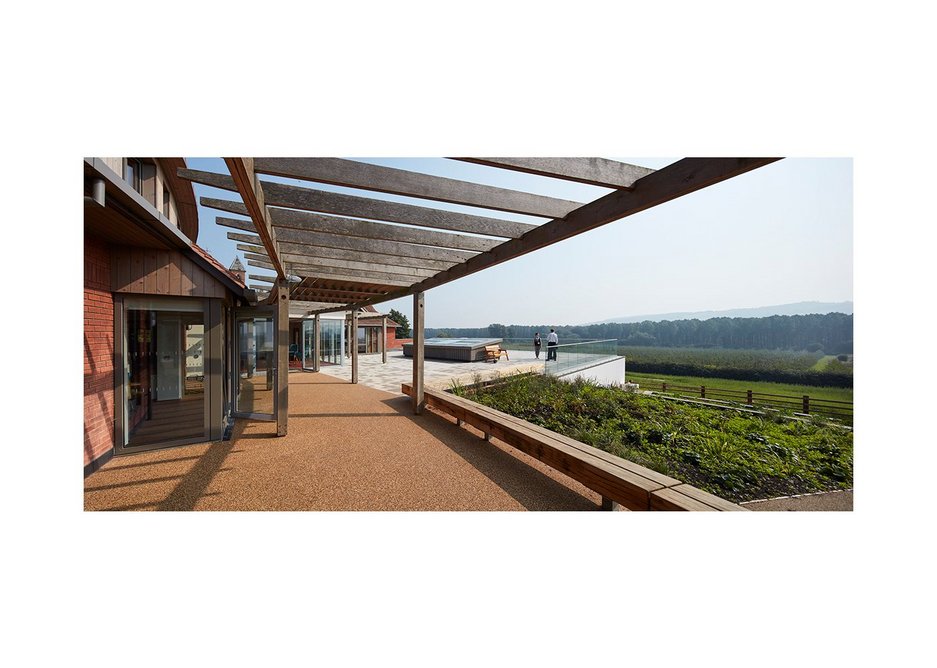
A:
[286, 274, 302, 284]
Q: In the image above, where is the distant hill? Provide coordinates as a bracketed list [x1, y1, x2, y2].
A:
[583, 301, 853, 325]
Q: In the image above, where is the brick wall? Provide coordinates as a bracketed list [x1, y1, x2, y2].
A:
[84, 236, 114, 470]
[389, 334, 412, 350]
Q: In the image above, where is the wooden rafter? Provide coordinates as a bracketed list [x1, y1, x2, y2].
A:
[246, 256, 414, 287]
[243, 226, 479, 263]
[304, 158, 780, 314]
[279, 254, 437, 278]
[252, 158, 584, 218]
[270, 209, 503, 251]
[243, 252, 431, 279]
[273, 243, 456, 271]
[227, 230, 261, 244]
[222, 158, 285, 278]
[181, 167, 537, 237]
[453, 157, 656, 189]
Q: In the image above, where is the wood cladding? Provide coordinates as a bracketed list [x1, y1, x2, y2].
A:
[111, 247, 226, 298]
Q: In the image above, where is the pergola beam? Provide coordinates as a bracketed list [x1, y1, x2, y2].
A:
[246, 255, 415, 286]
[293, 291, 380, 304]
[249, 274, 276, 283]
[244, 252, 433, 280]
[218, 210, 500, 253]
[227, 230, 261, 244]
[274, 242, 456, 271]
[281, 253, 438, 278]
[453, 157, 656, 189]
[271, 208, 503, 252]
[253, 158, 584, 218]
[223, 159, 285, 278]
[304, 158, 780, 315]
[249, 227, 479, 263]
[229, 228, 455, 270]
[182, 166, 537, 237]
[237, 243, 267, 255]
[406, 158, 781, 294]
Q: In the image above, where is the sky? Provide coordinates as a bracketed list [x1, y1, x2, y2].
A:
[190, 157, 852, 328]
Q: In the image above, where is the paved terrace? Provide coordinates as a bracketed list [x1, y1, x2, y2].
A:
[317, 348, 543, 394]
[84, 371, 604, 511]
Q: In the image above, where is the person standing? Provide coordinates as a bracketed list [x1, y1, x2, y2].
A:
[547, 328, 558, 361]
[533, 332, 542, 359]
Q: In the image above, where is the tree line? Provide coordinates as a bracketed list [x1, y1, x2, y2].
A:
[426, 312, 854, 353]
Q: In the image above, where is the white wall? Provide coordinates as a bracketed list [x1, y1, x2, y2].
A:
[557, 357, 626, 386]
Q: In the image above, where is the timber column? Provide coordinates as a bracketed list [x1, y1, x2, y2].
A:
[412, 292, 424, 414]
[313, 313, 320, 372]
[382, 315, 388, 364]
[351, 309, 359, 384]
[276, 278, 289, 436]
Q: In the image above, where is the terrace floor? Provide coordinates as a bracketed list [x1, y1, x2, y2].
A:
[316, 348, 544, 393]
[84, 371, 603, 511]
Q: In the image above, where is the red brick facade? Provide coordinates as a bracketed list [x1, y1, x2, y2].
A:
[84, 235, 115, 469]
[388, 331, 409, 349]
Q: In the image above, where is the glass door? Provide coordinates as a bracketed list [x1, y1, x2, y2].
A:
[234, 308, 276, 420]
[302, 319, 316, 370]
[122, 301, 206, 450]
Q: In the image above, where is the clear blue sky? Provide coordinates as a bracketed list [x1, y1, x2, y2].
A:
[190, 157, 852, 328]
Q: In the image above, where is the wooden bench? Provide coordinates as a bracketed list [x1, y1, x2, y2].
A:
[401, 383, 746, 511]
[484, 345, 509, 362]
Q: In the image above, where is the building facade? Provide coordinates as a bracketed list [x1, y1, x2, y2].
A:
[84, 158, 249, 475]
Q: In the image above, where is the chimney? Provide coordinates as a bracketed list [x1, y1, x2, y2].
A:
[229, 257, 246, 284]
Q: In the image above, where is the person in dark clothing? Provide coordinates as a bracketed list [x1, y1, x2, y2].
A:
[533, 332, 542, 359]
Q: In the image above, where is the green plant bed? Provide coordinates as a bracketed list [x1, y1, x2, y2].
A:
[458, 374, 853, 503]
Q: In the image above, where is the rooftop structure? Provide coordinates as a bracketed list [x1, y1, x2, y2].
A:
[85, 156, 778, 510]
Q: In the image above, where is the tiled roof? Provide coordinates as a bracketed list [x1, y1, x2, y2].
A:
[191, 243, 246, 288]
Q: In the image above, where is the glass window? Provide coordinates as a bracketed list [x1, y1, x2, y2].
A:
[124, 158, 141, 191]
[124, 307, 206, 448]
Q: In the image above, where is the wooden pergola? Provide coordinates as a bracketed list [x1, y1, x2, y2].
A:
[179, 157, 779, 434]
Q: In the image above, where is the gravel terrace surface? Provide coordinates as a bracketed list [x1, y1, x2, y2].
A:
[741, 489, 853, 511]
[84, 372, 602, 511]
[85, 363, 849, 511]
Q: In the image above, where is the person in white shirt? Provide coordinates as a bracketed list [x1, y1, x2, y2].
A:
[546, 328, 558, 361]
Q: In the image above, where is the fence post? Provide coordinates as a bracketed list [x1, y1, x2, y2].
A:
[803, 395, 810, 414]
[661, 382, 667, 393]
[747, 389, 753, 405]
[701, 385, 706, 399]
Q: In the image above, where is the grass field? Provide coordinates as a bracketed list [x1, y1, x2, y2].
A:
[625, 371, 853, 404]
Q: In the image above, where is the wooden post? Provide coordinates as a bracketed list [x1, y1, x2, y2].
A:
[601, 497, 621, 511]
[351, 309, 359, 384]
[412, 291, 424, 414]
[276, 279, 289, 436]
[701, 385, 706, 399]
[382, 315, 387, 364]
[313, 314, 320, 372]
[803, 395, 810, 414]
[662, 382, 667, 393]
[747, 389, 753, 405]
